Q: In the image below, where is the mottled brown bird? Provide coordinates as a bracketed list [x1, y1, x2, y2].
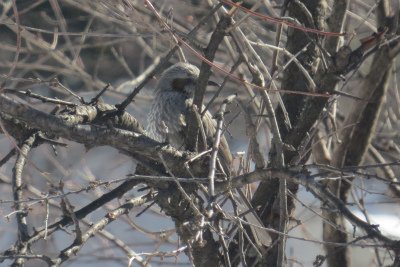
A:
[147, 62, 233, 175]
[147, 62, 271, 246]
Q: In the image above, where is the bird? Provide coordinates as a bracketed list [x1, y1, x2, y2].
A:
[146, 62, 271, 246]
[146, 62, 233, 175]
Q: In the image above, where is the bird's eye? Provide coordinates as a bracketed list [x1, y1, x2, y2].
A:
[171, 78, 194, 92]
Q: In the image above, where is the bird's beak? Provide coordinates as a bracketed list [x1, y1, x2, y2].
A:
[207, 80, 220, 87]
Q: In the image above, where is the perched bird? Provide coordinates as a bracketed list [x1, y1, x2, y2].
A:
[147, 62, 233, 175]
[147, 62, 271, 246]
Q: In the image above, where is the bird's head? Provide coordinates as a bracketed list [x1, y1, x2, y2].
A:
[156, 62, 218, 96]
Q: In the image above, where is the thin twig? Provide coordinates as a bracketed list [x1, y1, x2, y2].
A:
[208, 94, 236, 196]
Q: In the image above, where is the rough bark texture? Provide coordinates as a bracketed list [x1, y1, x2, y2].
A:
[251, 1, 327, 266]
[321, 1, 397, 266]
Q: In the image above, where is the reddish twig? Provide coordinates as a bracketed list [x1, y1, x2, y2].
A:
[144, 0, 331, 98]
[219, 0, 347, 37]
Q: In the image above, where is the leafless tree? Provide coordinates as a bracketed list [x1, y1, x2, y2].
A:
[1, 1, 400, 267]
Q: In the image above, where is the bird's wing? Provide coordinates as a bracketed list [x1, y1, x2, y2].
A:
[201, 109, 235, 176]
